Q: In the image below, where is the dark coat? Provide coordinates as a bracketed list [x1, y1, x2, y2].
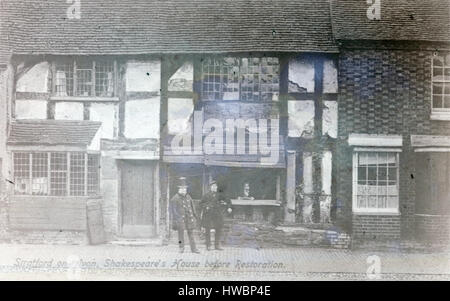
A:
[170, 193, 198, 231]
[200, 191, 232, 229]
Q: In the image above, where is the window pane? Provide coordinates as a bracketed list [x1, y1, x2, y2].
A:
[368, 196, 377, 208]
[50, 153, 67, 196]
[433, 67, 443, 80]
[433, 83, 443, 95]
[367, 166, 377, 185]
[444, 68, 450, 82]
[357, 166, 366, 183]
[433, 95, 443, 108]
[95, 61, 114, 97]
[387, 196, 398, 209]
[55, 61, 74, 96]
[32, 153, 48, 195]
[378, 166, 387, 182]
[357, 195, 367, 208]
[445, 53, 450, 67]
[388, 167, 397, 184]
[434, 55, 444, 67]
[14, 153, 30, 194]
[444, 96, 450, 109]
[75, 60, 93, 97]
[70, 152, 85, 196]
[378, 196, 387, 208]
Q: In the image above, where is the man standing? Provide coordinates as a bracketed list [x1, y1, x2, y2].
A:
[200, 180, 232, 251]
[170, 177, 200, 254]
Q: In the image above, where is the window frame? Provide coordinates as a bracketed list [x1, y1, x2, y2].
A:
[352, 150, 400, 214]
[50, 58, 119, 102]
[12, 151, 100, 197]
[431, 52, 450, 120]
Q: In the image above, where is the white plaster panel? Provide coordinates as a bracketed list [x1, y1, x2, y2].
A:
[288, 100, 314, 138]
[124, 97, 160, 139]
[88, 127, 101, 151]
[168, 98, 194, 134]
[90, 103, 117, 139]
[169, 61, 193, 92]
[323, 59, 338, 93]
[323, 101, 338, 138]
[288, 59, 315, 93]
[321, 151, 332, 195]
[16, 62, 50, 93]
[55, 102, 84, 120]
[15, 100, 47, 119]
[126, 60, 161, 92]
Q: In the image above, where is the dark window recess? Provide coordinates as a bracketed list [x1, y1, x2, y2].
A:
[415, 153, 450, 215]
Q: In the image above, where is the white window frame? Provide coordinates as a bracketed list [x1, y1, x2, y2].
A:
[431, 52, 450, 120]
[352, 149, 400, 214]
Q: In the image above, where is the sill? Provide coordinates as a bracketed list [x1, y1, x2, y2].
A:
[353, 211, 400, 216]
[49, 96, 119, 102]
[231, 199, 281, 206]
[415, 213, 450, 217]
[431, 111, 450, 121]
[11, 194, 94, 199]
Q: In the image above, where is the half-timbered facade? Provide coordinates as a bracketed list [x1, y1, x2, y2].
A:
[0, 0, 340, 245]
[0, 0, 448, 246]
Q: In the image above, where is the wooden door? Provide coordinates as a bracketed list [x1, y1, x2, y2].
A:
[121, 160, 156, 238]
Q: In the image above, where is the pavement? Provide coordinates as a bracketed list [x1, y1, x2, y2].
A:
[0, 243, 449, 280]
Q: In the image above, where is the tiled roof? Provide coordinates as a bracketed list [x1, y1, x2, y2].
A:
[331, 0, 450, 42]
[8, 120, 101, 146]
[0, 0, 11, 67]
[1, 0, 338, 55]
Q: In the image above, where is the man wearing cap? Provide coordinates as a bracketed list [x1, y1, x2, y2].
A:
[200, 180, 232, 251]
[170, 177, 200, 254]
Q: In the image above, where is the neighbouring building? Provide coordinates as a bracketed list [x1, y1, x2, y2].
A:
[332, 0, 450, 243]
[0, 0, 448, 247]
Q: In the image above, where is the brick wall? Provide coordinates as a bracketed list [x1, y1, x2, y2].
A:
[415, 214, 450, 243]
[337, 49, 450, 240]
[353, 214, 401, 240]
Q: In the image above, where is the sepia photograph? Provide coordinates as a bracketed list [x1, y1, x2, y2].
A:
[0, 0, 449, 286]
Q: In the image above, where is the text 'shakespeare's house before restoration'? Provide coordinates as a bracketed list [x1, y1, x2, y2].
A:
[0, 0, 449, 247]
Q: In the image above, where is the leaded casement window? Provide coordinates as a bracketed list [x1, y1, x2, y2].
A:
[53, 59, 116, 98]
[432, 52, 450, 110]
[201, 57, 279, 101]
[352, 152, 400, 213]
[13, 152, 100, 196]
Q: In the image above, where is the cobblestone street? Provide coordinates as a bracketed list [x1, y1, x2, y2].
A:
[0, 243, 448, 280]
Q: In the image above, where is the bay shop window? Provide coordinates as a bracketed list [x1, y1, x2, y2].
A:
[53, 58, 116, 98]
[13, 152, 100, 196]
